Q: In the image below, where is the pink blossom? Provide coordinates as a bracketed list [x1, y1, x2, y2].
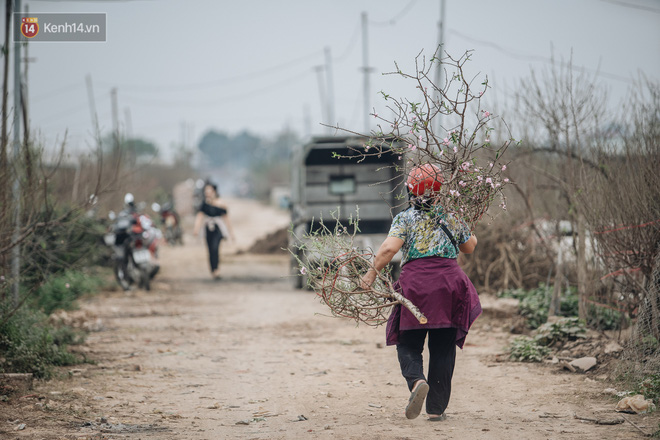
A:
[485, 138, 490, 143]
[398, 156, 402, 160]
[479, 91, 483, 97]
[300, 267, 307, 275]
[485, 177, 493, 184]
[418, 135, 423, 141]
[489, 162, 493, 168]
[442, 137, 450, 146]
[65, 283, 70, 289]
[408, 144, 416, 151]
[374, 113, 378, 118]
[477, 176, 483, 181]
[461, 162, 470, 170]
[449, 189, 460, 197]
[502, 165, 507, 171]
[504, 178, 510, 183]
[459, 180, 466, 187]
[453, 146, 458, 153]
[484, 111, 491, 118]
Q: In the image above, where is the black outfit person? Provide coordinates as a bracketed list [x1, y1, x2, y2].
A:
[200, 201, 227, 273]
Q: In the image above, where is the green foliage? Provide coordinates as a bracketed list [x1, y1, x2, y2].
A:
[507, 317, 586, 361]
[32, 270, 104, 315]
[0, 305, 80, 379]
[20, 208, 108, 289]
[533, 317, 587, 346]
[499, 284, 572, 329]
[120, 138, 159, 158]
[509, 336, 551, 362]
[499, 284, 624, 331]
[587, 304, 625, 331]
[633, 374, 660, 406]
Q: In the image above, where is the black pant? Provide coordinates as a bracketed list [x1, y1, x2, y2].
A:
[396, 328, 457, 415]
[205, 226, 222, 272]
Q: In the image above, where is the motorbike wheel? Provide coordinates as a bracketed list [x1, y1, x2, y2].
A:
[141, 271, 151, 291]
[114, 259, 132, 291]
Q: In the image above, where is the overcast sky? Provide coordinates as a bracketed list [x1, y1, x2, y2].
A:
[6, 0, 660, 159]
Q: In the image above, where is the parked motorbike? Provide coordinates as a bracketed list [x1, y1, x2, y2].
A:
[105, 194, 162, 291]
[152, 202, 183, 245]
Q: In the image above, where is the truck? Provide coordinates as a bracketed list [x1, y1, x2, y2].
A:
[289, 135, 406, 288]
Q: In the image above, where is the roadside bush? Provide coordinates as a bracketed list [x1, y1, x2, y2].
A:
[0, 305, 80, 379]
[533, 317, 587, 346]
[509, 336, 551, 362]
[499, 284, 624, 330]
[499, 284, 577, 329]
[587, 304, 625, 331]
[32, 270, 105, 315]
[635, 374, 660, 406]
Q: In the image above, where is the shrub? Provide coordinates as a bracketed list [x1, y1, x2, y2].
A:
[32, 270, 105, 315]
[499, 284, 623, 330]
[635, 374, 660, 406]
[500, 284, 577, 329]
[0, 305, 80, 379]
[533, 317, 587, 346]
[509, 336, 551, 362]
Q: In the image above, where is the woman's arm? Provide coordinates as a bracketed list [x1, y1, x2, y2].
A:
[223, 214, 236, 241]
[360, 236, 404, 288]
[459, 235, 477, 254]
[193, 211, 204, 236]
[211, 197, 228, 210]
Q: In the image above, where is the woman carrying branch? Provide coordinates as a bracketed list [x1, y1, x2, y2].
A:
[193, 181, 235, 279]
[360, 164, 481, 421]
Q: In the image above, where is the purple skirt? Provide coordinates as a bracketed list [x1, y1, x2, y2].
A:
[386, 256, 481, 349]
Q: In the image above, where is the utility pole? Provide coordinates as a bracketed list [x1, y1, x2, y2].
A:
[85, 74, 101, 142]
[313, 65, 327, 134]
[361, 12, 373, 135]
[303, 104, 312, 138]
[324, 47, 335, 130]
[433, 0, 446, 134]
[11, 0, 22, 306]
[110, 87, 119, 154]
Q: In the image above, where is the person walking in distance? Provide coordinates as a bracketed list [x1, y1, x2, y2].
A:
[193, 181, 235, 279]
[360, 164, 481, 421]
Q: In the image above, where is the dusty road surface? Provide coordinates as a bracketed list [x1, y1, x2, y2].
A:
[2, 199, 657, 439]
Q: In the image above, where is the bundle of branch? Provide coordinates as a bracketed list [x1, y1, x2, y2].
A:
[292, 217, 426, 326]
[327, 50, 514, 231]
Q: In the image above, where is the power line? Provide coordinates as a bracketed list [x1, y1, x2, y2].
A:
[120, 69, 313, 108]
[96, 49, 323, 92]
[31, 81, 83, 103]
[370, 0, 418, 26]
[598, 0, 660, 13]
[450, 28, 636, 84]
[334, 20, 361, 63]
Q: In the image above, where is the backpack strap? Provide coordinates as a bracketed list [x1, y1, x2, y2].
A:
[439, 222, 459, 255]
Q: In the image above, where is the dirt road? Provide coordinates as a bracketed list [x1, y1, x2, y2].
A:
[3, 199, 656, 439]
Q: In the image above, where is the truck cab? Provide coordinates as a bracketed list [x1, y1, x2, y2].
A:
[289, 135, 405, 288]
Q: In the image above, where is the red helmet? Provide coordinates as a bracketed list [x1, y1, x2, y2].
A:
[406, 164, 443, 196]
